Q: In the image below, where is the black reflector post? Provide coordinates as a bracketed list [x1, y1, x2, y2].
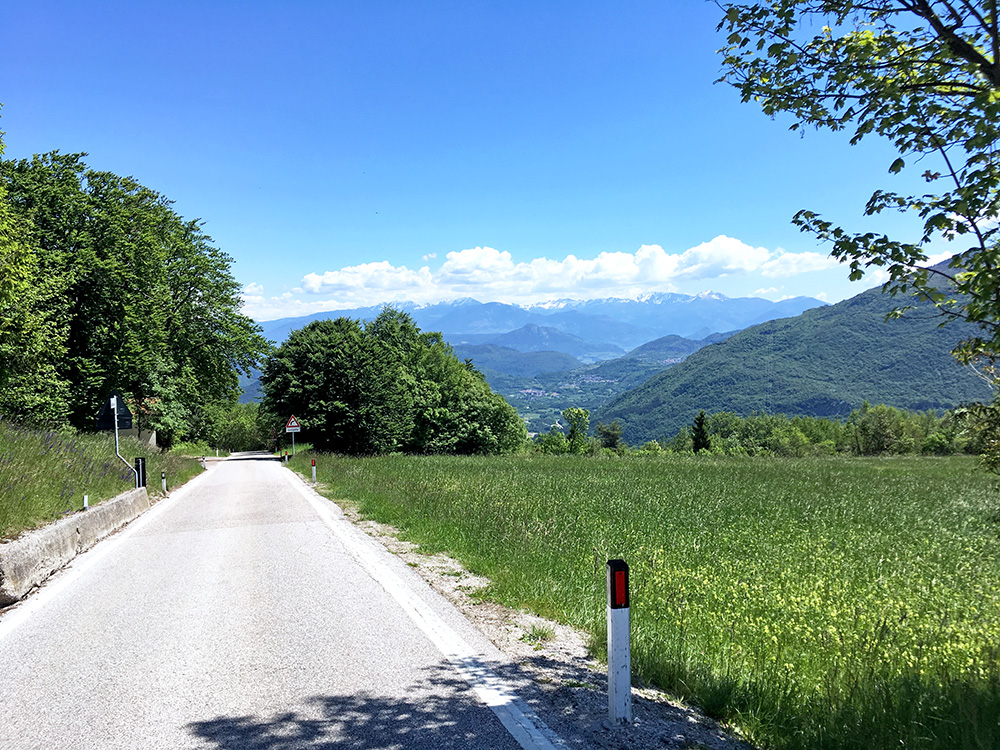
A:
[606, 559, 632, 724]
[134, 457, 146, 488]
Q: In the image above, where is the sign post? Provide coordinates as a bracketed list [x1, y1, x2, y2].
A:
[607, 559, 632, 725]
[285, 415, 301, 456]
[98, 394, 139, 488]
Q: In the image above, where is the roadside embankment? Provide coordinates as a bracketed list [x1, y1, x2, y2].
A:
[0, 488, 149, 606]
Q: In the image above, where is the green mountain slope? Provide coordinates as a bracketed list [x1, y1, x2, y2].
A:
[451, 345, 581, 378]
[482, 333, 728, 433]
[596, 286, 993, 444]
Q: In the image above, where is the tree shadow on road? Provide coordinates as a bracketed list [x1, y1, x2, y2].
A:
[186, 664, 521, 749]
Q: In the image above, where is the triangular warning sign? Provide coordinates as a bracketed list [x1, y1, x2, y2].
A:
[285, 415, 301, 432]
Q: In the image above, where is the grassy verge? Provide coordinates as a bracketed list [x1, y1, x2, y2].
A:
[0, 420, 202, 541]
[290, 451, 1000, 750]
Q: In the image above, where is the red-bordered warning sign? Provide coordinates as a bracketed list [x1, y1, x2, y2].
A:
[285, 415, 301, 433]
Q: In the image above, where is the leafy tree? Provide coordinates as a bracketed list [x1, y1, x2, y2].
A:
[562, 407, 590, 454]
[595, 420, 625, 451]
[261, 309, 525, 455]
[0, 152, 269, 441]
[536, 425, 569, 454]
[209, 403, 267, 452]
[665, 425, 693, 453]
[692, 410, 711, 453]
[846, 402, 912, 455]
[0, 145, 71, 423]
[638, 440, 665, 454]
[768, 423, 811, 457]
[718, 1, 1000, 368]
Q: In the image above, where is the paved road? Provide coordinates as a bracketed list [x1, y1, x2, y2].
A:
[0, 455, 559, 749]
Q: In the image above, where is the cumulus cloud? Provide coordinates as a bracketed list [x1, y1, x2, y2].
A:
[760, 251, 839, 277]
[243, 236, 849, 319]
[302, 261, 434, 294]
[671, 236, 771, 279]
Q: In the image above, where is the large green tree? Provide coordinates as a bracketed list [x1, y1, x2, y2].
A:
[260, 308, 525, 455]
[718, 1, 1000, 367]
[0, 152, 269, 440]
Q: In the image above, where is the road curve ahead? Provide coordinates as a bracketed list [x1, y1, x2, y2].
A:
[0, 455, 560, 749]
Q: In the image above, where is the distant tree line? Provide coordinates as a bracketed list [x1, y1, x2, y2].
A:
[0, 147, 270, 444]
[260, 309, 526, 455]
[534, 403, 985, 458]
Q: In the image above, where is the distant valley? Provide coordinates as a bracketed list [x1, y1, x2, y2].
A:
[243, 293, 825, 429]
[244, 285, 992, 443]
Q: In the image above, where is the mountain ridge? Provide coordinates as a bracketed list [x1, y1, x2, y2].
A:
[257, 293, 826, 353]
[594, 284, 992, 444]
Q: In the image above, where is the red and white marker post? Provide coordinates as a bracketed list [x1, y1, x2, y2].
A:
[607, 559, 632, 724]
[311, 458, 316, 483]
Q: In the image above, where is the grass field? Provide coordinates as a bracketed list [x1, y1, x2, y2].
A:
[291, 451, 1000, 750]
[0, 420, 202, 540]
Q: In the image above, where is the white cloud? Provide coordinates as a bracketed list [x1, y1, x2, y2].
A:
[672, 236, 771, 279]
[760, 251, 839, 277]
[245, 236, 850, 320]
[302, 261, 434, 295]
[924, 251, 955, 267]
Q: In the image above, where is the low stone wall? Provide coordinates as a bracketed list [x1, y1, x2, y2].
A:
[0, 487, 150, 606]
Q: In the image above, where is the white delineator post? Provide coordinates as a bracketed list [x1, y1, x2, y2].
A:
[311, 458, 316, 483]
[607, 559, 632, 725]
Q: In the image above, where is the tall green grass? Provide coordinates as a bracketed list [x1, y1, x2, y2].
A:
[0, 420, 202, 540]
[294, 452, 1000, 750]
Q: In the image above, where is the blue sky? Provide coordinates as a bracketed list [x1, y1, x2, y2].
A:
[2, 1, 945, 320]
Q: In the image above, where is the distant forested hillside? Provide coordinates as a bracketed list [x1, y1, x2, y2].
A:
[596, 285, 993, 444]
[481, 332, 734, 433]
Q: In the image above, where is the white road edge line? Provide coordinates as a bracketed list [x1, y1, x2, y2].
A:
[287, 470, 567, 750]
[0, 467, 214, 643]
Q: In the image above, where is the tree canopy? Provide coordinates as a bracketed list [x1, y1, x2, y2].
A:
[260, 308, 526, 455]
[718, 0, 1000, 367]
[0, 151, 270, 441]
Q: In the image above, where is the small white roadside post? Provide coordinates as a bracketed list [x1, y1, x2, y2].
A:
[607, 559, 632, 725]
[311, 458, 316, 483]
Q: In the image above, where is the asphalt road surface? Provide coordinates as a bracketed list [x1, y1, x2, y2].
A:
[0, 454, 563, 749]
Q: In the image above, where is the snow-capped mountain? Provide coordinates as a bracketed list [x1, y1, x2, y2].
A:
[256, 293, 826, 354]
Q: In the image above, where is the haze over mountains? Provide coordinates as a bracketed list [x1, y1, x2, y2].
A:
[257, 292, 825, 359]
[246, 285, 991, 444]
[244, 292, 825, 427]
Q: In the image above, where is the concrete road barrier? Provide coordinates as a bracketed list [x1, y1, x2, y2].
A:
[0, 488, 150, 606]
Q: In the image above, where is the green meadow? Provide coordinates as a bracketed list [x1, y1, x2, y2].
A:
[293, 452, 1000, 750]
